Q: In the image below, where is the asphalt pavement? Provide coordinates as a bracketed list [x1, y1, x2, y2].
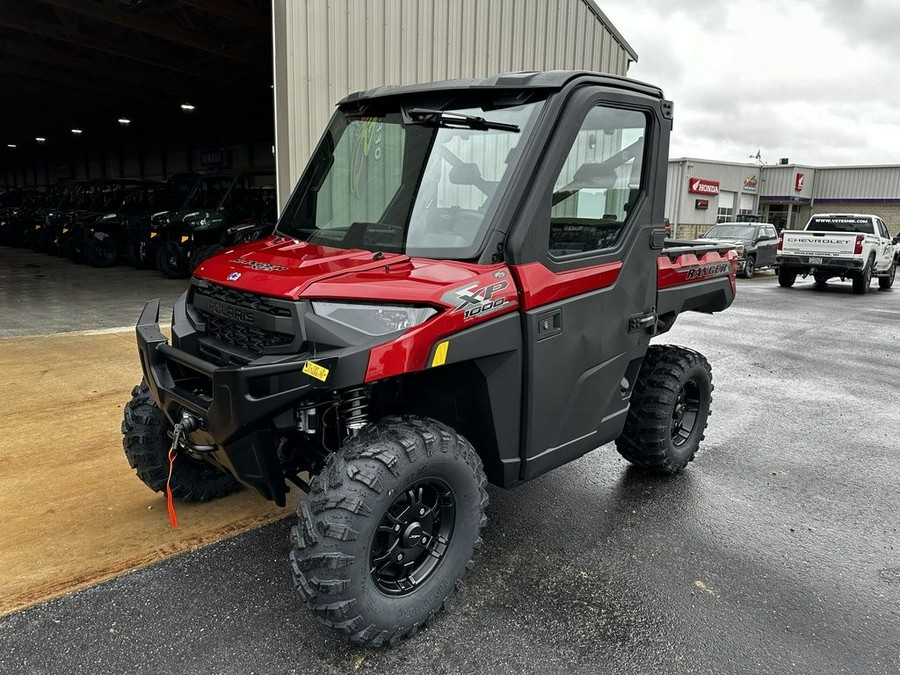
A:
[1, 271, 899, 674]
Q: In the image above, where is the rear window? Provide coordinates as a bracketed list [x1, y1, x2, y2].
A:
[806, 216, 874, 234]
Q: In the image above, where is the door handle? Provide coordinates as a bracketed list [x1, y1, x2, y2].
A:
[536, 309, 562, 340]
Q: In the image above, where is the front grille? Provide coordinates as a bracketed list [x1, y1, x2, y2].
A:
[194, 284, 292, 317]
[204, 315, 293, 352]
[190, 281, 298, 359]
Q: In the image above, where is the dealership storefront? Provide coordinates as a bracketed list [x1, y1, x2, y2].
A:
[667, 159, 900, 238]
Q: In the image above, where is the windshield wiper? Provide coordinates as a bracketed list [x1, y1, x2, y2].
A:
[405, 108, 520, 132]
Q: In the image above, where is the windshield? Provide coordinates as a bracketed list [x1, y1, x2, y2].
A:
[276, 97, 545, 258]
[184, 175, 236, 210]
[807, 216, 874, 234]
[702, 224, 757, 240]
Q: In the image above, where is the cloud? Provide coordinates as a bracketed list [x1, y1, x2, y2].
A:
[599, 0, 900, 165]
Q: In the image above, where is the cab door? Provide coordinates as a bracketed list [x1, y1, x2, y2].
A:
[506, 86, 669, 481]
[758, 225, 778, 266]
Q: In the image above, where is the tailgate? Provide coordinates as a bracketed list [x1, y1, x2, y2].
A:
[781, 231, 856, 257]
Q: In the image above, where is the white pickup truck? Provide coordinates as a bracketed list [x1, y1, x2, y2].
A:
[777, 213, 896, 294]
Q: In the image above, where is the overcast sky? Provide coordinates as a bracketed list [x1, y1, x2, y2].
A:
[600, 0, 900, 167]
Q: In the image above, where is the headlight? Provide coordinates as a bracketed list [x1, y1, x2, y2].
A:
[311, 302, 437, 336]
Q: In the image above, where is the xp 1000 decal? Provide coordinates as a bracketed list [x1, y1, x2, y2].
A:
[444, 279, 512, 321]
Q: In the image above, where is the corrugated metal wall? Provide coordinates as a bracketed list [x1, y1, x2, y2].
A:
[812, 166, 900, 200]
[272, 0, 637, 209]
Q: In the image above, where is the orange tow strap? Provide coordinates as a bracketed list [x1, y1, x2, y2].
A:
[165, 428, 180, 528]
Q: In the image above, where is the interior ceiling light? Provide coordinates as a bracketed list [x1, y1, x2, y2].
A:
[7, 144, 16, 148]
[35, 137, 46, 143]
[180, 103, 195, 111]
[118, 118, 131, 126]
[71, 128, 83, 134]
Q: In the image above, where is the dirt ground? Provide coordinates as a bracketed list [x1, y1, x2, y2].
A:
[0, 329, 300, 615]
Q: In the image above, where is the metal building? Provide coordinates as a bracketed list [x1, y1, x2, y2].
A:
[272, 0, 638, 208]
[667, 158, 900, 237]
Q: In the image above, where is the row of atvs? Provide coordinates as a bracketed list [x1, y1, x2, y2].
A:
[0, 170, 276, 277]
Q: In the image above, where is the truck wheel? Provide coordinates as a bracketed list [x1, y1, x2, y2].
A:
[742, 256, 755, 278]
[878, 261, 896, 289]
[121, 382, 241, 501]
[778, 267, 797, 288]
[84, 235, 119, 268]
[289, 416, 488, 647]
[813, 272, 829, 289]
[615, 345, 712, 474]
[852, 258, 874, 294]
[156, 242, 191, 278]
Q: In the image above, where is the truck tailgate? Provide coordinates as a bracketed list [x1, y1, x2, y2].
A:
[781, 231, 856, 257]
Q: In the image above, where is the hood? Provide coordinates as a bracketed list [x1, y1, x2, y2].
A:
[701, 237, 747, 247]
[194, 235, 499, 304]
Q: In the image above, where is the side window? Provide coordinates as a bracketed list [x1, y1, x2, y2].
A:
[878, 220, 889, 239]
[549, 106, 647, 258]
[765, 226, 777, 239]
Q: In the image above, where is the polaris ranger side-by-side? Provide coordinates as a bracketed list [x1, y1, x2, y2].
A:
[123, 71, 736, 646]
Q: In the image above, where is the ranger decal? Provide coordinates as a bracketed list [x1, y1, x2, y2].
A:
[682, 262, 731, 280]
[230, 259, 289, 272]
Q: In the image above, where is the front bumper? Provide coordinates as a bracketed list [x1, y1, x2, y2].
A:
[135, 298, 369, 504]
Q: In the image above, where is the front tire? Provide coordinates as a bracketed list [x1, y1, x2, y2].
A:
[616, 345, 713, 474]
[85, 234, 119, 268]
[156, 241, 191, 278]
[778, 267, 797, 288]
[289, 416, 488, 647]
[121, 382, 241, 501]
[742, 256, 755, 278]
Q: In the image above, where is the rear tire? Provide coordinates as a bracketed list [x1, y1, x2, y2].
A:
[289, 416, 488, 647]
[121, 382, 241, 501]
[778, 267, 797, 287]
[616, 345, 713, 474]
[879, 261, 896, 289]
[852, 257, 874, 294]
[127, 237, 156, 269]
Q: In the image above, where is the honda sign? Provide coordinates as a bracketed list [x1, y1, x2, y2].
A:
[688, 177, 720, 196]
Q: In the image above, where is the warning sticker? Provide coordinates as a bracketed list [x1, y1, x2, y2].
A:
[302, 361, 330, 382]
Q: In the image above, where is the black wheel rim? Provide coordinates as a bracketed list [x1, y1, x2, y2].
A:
[370, 478, 456, 596]
[671, 380, 701, 447]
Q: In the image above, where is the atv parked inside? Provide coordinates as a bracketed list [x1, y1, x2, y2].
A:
[152, 170, 277, 278]
[57, 179, 149, 262]
[126, 172, 202, 269]
[123, 71, 736, 647]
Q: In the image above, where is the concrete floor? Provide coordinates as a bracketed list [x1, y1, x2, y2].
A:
[0, 247, 187, 338]
[1, 250, 899, 674]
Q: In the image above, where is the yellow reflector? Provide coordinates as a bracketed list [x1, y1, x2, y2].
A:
[431, 341, 449, 367]
[302, 361, 330, 382]
[180, 235, 190, 243]
[149, 231, 158, 238]
[35, 225, 42, 230]
[62, 228, 68, 234]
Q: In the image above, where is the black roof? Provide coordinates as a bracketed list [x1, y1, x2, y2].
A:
[338, 70, 664, 107]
